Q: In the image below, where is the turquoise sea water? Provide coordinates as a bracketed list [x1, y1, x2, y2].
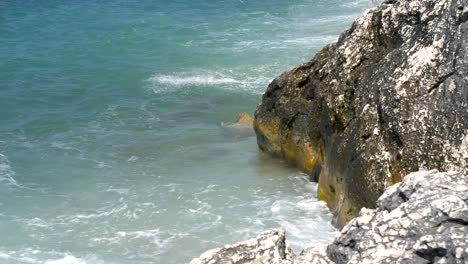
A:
[0, 0, 371, 263]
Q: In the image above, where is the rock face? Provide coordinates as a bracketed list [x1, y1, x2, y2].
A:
[190, 170, 468, 264]
[327, 170, 468, 264]
[190, 228, 295, 264]
[254, 0, 468, 226]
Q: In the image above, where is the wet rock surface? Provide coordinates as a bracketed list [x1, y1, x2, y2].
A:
[254, 0, 468, 226]
[190, 171, 468, 264]
[224, 112, 255, 137]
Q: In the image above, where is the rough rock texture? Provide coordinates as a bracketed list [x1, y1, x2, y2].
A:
[327, 170, 468, 263]
[190, 228, 295, 264]
[191, 171, 468, 264]
[254, 0, 468, 227]
[295, 246, 333, 264]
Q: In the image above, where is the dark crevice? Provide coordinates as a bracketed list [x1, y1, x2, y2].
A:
[415, 247, 447, 263]
[445, 217, 468, 226]
[286, 113, 300, 129]
[398, 191, 409, 202]
[342, 115, 356, 131]
[427, 71, 456, 94]
[347, 239, 357, 249]
[361, 133, 372, 140]
[297, 76, 311, 88]
[310, 163, 322, 182]
[458, 10, 468, 25]
[389, 130, 404, 148]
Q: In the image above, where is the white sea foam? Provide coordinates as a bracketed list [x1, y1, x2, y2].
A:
[0, 153, 18, 186]
[341, 0, 373, 8]
[303, 13, 363, 24]
[26, 217, 52, 229]
[233, 35, 338, 51]
[153, 75, 240, 86]
[0, 249, 96, 264]
[0, 251, 38, 263]
[245, 175, 338, 250]
[45, 255, 86, 264]
[283, 35, 338, 45]
[115, 229, 161, 240]
[145, 70, 272, 94]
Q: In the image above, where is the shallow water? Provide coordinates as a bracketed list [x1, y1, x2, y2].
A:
[0, 0, 371, 263]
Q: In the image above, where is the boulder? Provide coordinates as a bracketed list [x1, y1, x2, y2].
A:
[224, 112, 255, 137]
[236, 112, 254, 126]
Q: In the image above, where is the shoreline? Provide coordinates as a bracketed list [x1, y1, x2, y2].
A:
[192, 0, 468, 262]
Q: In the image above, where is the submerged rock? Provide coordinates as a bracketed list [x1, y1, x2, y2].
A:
[236, 112, 254, 126]
[189, 228, 295, 264]
[254, 0, 468, 226]
[190, 170, 468, 264]
[224, 112, 255, 137]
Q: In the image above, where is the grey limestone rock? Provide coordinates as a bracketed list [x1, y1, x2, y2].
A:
[327, 170, 468, 264]
[189, 228, 295, 264]
[295, 246, 333, 264]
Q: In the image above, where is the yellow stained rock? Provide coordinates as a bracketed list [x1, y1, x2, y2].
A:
[236, 112, 254, 126]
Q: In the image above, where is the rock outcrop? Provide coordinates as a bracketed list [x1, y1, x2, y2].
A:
[191, 170, 468, 264]
[254, 0, 468, 226]
[190, 228, 295, 264]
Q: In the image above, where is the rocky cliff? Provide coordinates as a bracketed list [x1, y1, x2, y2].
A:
[254, 0, 468, 226]
[190, 170, 468, 264]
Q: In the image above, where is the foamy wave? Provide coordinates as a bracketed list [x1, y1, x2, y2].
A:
[0, 249, 99, 264]
[233, 35, 338, 51]
[152, 75, 240, 86]
[283, 35, 338, 45]
[304, 13, 363, 24]
[341, 0, 374, 8]
[246, 175, 338, 250]
[145, 71, 272, 94]
[0, 153, 18, 186]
